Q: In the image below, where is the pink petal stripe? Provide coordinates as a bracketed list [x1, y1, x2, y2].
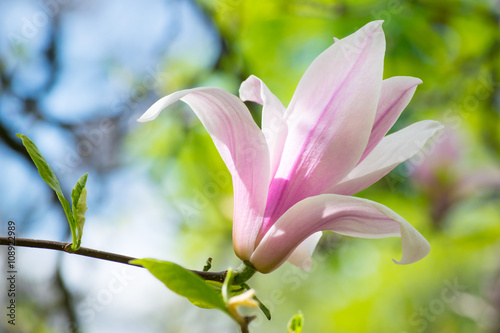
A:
[329, 120, 444, 196]
[250, 194, 430, 273]
[259, 21, 386, 242]
[359, 76, 423, 162]
[240, 75, 288, 177]
[138, 87, 270, 259]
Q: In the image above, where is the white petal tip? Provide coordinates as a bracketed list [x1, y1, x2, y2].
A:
[404, 77, 423, 86]
[289, 257, 313, 271]
[136, 112, 158, 122]
[435, 122, 446, 132]
[364, 20, 384, 31]
[392, 255, 426, 265]
[301, 260, 313, 271]
[358, 20, 385, 40]
[136, 104, 165, 123]
[239, 75, 261, 103]
[392, 241, 431, 265]
[392, 257, 418, 265]
[392, 259, 420, 266]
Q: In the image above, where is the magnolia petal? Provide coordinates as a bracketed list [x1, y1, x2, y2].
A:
[359, 76, 423, 162]
[286, 232, 323, 271]
[250, 194, 430, 273]
[138, 87, 270, 259]
[138, 88, 200, 122]
[240, 75, 288, 177]
[329, 120, 444, 196]
[260, 21, 386, 238]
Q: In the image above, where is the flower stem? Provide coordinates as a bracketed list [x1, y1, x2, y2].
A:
[233, 261, 257, 285]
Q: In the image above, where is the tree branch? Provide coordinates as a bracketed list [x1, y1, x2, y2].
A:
[0, 237, 244, 283]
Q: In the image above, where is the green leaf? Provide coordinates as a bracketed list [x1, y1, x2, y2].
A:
[16, 133, 64, 196]
[16, 134, 77, 241]
[71, 173, 88, 212]
[71, 173, 89, 249]
[205, 280, 224, 292]
[222, 268, 235, 303]
[56, 193, 76, 239]
[241, 283, 271, 320]
[287, 312, 304, 333]
[74, 187, 87, 246]
[205, 280, 246, 300]
[131, 259, 229, 313]
[255, 293, 271, 321]
[202, 257, 212, 272]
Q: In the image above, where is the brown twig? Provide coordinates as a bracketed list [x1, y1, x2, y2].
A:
[0, 237, 231, 283]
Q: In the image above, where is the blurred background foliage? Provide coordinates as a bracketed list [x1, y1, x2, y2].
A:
[0, 0, 499, 332]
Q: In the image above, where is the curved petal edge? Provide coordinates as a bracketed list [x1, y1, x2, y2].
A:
[251, 194, 430, 273]
[139, 87, 271, 260]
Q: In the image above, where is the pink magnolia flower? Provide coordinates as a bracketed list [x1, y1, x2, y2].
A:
[139, 21, 443, 273]
[412, 127, 500, 225]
